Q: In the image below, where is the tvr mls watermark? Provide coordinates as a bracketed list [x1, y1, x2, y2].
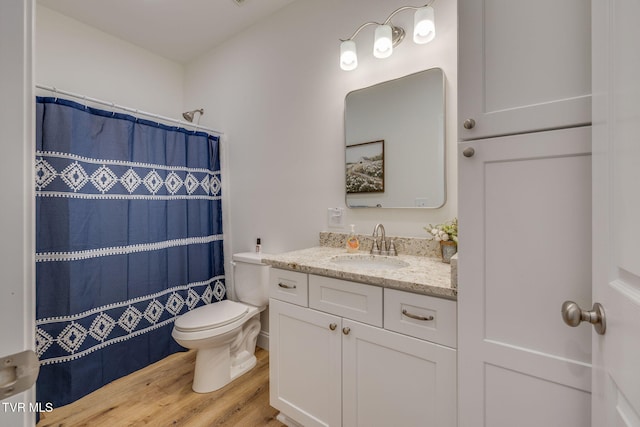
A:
[2, 402, 54, 413]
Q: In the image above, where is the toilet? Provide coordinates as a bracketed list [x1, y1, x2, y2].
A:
[172, 252, 270, 393]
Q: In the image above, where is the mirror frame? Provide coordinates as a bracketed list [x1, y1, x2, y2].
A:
[344, 68, 446, 209]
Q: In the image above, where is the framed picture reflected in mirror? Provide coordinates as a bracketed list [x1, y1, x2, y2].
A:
[345, 139, 384, 194]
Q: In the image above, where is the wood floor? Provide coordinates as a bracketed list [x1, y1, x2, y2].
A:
[37, 348, 285, 427]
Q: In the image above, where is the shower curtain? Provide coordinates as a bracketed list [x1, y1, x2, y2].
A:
[34, 97, 226, 408]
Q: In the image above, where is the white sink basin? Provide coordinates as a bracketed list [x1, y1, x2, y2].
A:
[329, 254, 409, 271]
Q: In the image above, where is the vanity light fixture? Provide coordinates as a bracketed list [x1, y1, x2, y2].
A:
[339, 2, 436, 71]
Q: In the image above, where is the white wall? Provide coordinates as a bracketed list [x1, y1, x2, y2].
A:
[35, 5, 184, 119]
[184, 0, 458, 256]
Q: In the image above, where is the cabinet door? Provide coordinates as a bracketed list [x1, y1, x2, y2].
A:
[269, 299, 342, 427]
[458, 0, 591, 140]
[342, 319, 456, 427]
[458, 127, 592, 427]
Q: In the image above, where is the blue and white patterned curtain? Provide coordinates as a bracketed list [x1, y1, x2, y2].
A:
[34, 97, 226, 408]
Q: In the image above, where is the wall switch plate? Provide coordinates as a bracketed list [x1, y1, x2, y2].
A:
[327, 207, 345, 228]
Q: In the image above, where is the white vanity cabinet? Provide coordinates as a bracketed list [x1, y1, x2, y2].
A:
[269, 270, 457, 427]
[458, 0, 591, 140]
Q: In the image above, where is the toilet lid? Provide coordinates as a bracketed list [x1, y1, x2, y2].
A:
[174, 300, 249, 332]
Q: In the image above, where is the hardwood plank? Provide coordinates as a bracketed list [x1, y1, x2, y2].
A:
[38, 348, 285, 427]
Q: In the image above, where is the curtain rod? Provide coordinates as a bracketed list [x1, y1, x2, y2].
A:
[35, 84, 224, 136]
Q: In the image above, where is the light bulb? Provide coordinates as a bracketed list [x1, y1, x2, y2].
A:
[340, 40, 358, 71]
[373, 24, 393, 59]
[413, 6, 435, 44]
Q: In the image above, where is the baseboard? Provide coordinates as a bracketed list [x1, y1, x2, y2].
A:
[256, 330, 269, 351]
[276, 413, 304, 427]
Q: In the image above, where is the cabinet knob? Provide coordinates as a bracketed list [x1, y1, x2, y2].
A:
[329, 323, 337, 331]
[342, 327, 351, 335]
[462, 147, 475, 158]
[463, 118, 476, 129]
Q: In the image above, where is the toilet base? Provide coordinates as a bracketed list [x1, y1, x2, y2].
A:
[231, 350, 257, 382]
[191, 314, 261, 393]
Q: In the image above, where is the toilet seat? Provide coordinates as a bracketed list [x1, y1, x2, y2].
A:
[174, 300, 249, 332]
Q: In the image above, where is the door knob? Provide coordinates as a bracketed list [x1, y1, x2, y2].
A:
[463, 118, 476, 129]
[329, 323, 337, 331]
[561, 301, 606, 335]
[342, 327, 351, 335]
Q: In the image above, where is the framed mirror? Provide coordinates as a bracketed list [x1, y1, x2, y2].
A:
[345, 68, 445, 208]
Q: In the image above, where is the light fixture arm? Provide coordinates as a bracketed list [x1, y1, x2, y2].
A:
[340, 2, 433, 42]
[340, 21, 380, 43]
[382, 3, 431, 26]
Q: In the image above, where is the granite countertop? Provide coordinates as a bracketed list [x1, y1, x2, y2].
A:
[262, 246, 456, 300]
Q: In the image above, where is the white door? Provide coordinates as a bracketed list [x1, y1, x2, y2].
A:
[591, 0, 640, 424]
[0, 0, 36, 426]
[342, 319, 456, 427]
[269, 299, 342, 427]
[458, 0, 591, 141]
[458, 126, 593, 427]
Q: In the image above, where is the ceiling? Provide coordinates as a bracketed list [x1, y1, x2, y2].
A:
[37, 0, 298, 63]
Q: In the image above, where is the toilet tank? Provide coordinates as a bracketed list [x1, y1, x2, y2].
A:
[232, 252, 270, 308]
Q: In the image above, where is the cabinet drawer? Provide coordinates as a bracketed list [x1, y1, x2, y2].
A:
[269, 268, 308, 307]
[309, 275, 382, 327]
[384, 289, 457, 348]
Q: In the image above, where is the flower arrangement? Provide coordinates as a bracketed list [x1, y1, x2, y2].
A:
[425, 218, 458, 244]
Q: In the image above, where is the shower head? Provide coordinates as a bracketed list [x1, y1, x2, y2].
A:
[182, 108, 204, 122]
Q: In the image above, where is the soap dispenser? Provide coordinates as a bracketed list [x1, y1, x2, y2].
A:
[346, 224, 360, 253]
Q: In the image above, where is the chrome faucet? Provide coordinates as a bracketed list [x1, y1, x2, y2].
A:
[371, 223, 387, 255]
